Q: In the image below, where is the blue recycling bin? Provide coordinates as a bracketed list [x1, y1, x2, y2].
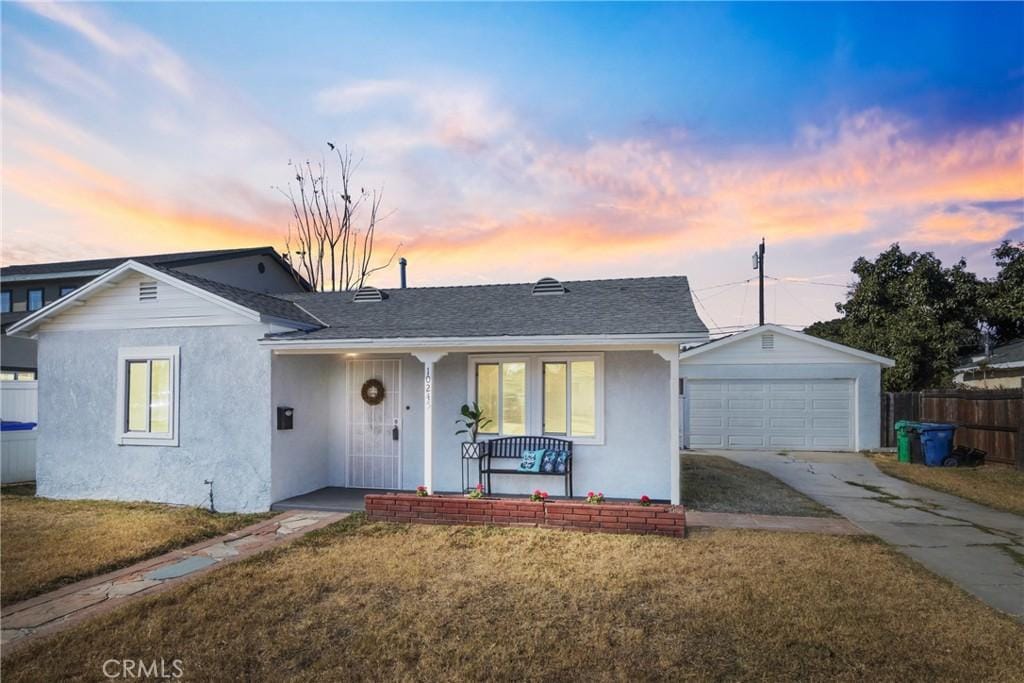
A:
[918, 423, 957, 467]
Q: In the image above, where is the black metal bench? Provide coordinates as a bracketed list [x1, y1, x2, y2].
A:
[480, 436, 573, 497]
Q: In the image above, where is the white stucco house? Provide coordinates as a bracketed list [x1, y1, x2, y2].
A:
[9, 261, 708, 512]
[679, 325, 895, 451]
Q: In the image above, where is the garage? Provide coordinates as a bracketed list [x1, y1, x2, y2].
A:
[688, 379, 854, 449]
[679, 325, 894, 452]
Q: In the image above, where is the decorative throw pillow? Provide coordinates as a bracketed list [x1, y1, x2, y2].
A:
[540, 450, 559, 473]
[551, 450, 570, 474]
[518, 449, 546, 473]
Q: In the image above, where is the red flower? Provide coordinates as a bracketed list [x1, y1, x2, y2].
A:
[587, 491, 595, 498]
[640, 495, 650, 502]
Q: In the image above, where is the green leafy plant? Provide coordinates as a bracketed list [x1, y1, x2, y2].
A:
[530, 489, 549, 502]
[585, 491, 605, 505]
[416, 485, 429, 497]
[455, 402, 493, 443]
[467, 483, 485, 499]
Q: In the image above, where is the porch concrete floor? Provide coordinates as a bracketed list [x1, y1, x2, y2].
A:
[272, 487, 660, 512]
[271, 487, 400, 513]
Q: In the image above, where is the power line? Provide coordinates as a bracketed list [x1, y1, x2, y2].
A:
[768, 276, 849, 289]
[690, 289, 721, 331]
[692, 278, 755, 292]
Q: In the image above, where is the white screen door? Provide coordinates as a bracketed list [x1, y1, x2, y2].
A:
[348, 359, 402, 488]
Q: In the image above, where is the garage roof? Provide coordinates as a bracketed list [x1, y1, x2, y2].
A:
[679, 324, 895, 366]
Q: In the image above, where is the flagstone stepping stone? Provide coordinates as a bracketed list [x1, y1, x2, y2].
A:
[107, 579, 161, 598]
[4, 589, 109, 629]
[276, 516, 321, 534]
[226, 535, 262, 548]
[144, 556, 217, 581]
[199, 542, 239, 559]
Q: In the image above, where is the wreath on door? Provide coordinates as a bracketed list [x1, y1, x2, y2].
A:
[361, 378, 386, 405]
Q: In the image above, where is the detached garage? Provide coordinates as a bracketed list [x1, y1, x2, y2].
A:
[679, 324, 894, 451]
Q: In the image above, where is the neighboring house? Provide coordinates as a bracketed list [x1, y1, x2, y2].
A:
[8, 262, 707, 512]
[954, 339, 1024, 389]
[678, 324, 894, 451]
[1, 246, 309, 378]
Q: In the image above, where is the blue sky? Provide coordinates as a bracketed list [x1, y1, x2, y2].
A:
[2, 2, 1022, 330]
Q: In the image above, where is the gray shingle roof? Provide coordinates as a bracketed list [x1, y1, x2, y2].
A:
[957, 338, 1024, 370]
[152, 266, 321, 328]
[269, 276, 706, 340]
[1, 247, 312, 290]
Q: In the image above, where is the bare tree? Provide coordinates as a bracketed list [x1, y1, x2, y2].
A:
[276, 143, 399, 291]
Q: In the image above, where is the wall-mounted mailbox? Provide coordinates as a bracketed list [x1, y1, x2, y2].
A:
[277, 406, 294, 430]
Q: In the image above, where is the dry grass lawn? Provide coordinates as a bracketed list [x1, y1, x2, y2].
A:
[4, 515, 1022, 682]
[682, 452, 835, 516]
[0, 485, 269, 605]
[871, 455, 1024, 516]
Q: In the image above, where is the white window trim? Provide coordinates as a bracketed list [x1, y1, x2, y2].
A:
[115, 346, 180, 447]
[467, 353, 605, 446]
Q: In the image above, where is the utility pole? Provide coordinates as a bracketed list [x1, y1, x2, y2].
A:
[752, 238, 766, 326]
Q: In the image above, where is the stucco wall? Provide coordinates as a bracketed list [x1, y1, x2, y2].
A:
[270, 355, 331, 501]
[36, 325, 273, 512]
[679, 362, 882, 450]
[430, 351, 671, 500]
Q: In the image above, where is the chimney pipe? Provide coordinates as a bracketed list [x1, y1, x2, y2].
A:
[399, 257, 408, 289]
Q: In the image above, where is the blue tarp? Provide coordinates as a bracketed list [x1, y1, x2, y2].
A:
[0, 421, 37, 431]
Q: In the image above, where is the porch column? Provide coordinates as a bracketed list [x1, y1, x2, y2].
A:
[413, 351, 447, 494]
[655, 347, 682, 505]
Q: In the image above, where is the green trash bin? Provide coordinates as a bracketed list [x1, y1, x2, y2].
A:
[894, 420, 918, 463]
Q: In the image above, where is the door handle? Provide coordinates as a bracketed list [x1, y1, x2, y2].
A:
[392, 423, 399, 440]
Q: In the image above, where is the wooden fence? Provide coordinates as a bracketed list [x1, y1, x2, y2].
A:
[880, 389, 1023, 469]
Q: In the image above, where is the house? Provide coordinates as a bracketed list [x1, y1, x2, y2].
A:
[678, 325, 894, 451]
[8, 261, 707, 512]
[954, 339, 1024, 389]
[1, 246, 309, 379]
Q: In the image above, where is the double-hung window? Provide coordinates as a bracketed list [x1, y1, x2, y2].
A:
[0, 290, 11, 313]
[470, 354, 604, 444]
[116, 347, 179, 446]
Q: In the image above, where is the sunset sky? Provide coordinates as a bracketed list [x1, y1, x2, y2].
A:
[2, 2, 1022, 332]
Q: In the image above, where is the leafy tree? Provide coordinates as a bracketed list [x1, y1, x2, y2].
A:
[981, 240, 1024, 344]
[805, 244, 982, 391]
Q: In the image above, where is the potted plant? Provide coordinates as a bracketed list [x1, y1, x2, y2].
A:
[530, 489, 549, 502]
[466, 483, 485, 499]
[456, 402, 492, 460]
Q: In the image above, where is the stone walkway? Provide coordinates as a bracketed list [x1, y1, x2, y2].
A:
[1, 510, 346, 655]
[704, 450, 1024, 621]
[686, 510, 864, 535]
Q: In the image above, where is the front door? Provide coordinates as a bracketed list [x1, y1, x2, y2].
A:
[348, 359, 402, 488]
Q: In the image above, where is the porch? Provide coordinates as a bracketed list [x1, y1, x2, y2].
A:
[267, 344, 683, 507]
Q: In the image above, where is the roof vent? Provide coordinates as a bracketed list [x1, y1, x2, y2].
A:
[352, 286, 386, 303]
[761, 333, 774, 350]
[532, 277, 566, 296]
[139, 281, 158, 302]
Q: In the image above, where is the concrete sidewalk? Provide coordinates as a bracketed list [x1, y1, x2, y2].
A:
[703, 450, 1024, 621]
[1, 510, 346, 655]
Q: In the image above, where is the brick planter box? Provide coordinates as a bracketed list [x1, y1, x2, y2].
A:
[365, 494, 685, 537]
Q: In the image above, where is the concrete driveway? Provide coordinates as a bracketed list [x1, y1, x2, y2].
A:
[701, 450, 1024, 621]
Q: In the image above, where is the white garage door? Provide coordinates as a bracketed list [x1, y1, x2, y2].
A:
[687, 379, 854, 450]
